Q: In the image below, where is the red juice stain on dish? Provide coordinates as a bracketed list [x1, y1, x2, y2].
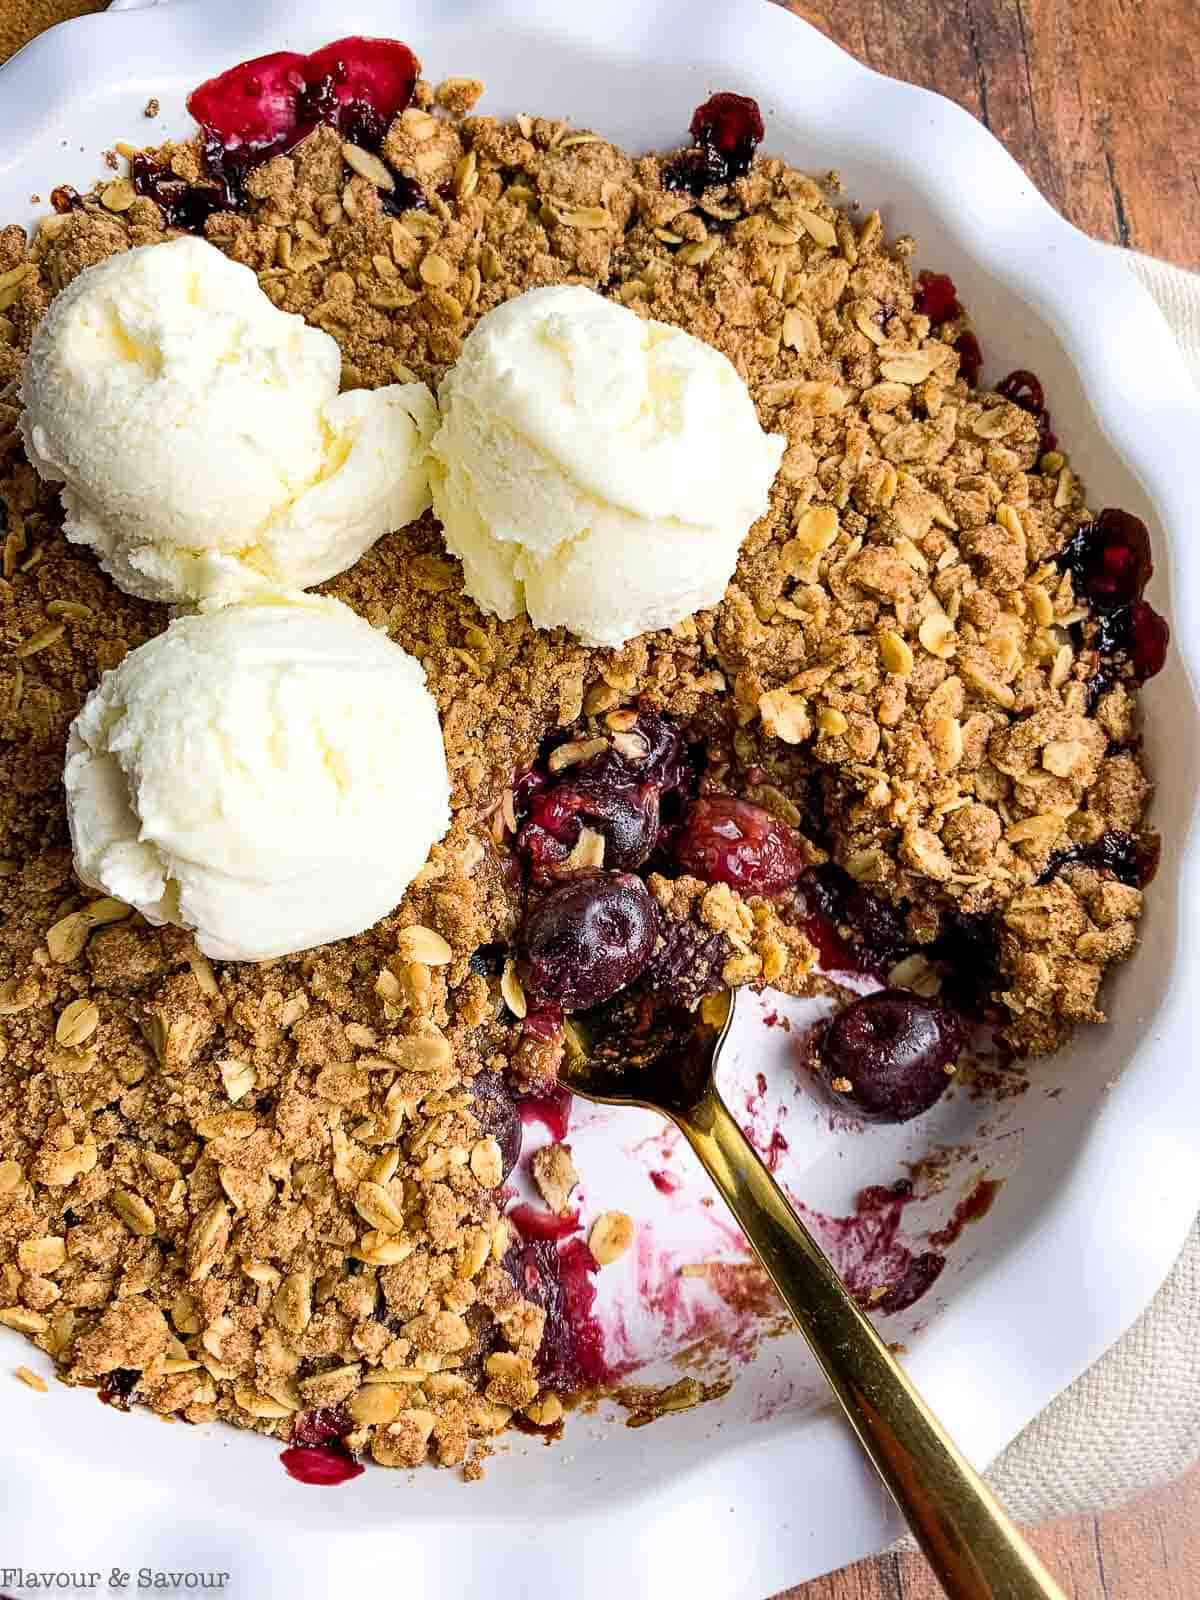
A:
[764, 1128, 789, 1173]
[507, 1202, 582, 1242]
[649, 1168, 681, 1195]
[800, 1181, 945, 1316]
[132, 37, 422, 228]
[517, 1084, 572, 1142]
[927, 1177, 1001, 1250]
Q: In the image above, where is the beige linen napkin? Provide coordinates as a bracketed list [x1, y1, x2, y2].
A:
[983, 249, 1200, 1522]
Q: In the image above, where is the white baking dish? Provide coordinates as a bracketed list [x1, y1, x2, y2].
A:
[1, 2, 1198, 1596]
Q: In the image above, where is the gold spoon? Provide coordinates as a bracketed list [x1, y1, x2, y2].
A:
[560, 987, 1066, 1600]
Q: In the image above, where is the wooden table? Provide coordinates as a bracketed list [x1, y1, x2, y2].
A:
[3, 2, 1198, 1596]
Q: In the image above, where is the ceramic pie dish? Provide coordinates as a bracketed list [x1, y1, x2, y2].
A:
[0, 2, 1197, 1596]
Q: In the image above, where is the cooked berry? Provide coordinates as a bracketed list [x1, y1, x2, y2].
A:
[814, 990, 964, 1123]
[519, 870, 658, 1012]
[515, 717, 689, 883]
[291, 1405, 353, 1446]
[625, 710, 688, 789]
[662, 91, 764, 194]
[1093, 599, 1170, 682]
[138, 37, 421, 233]
[519, 770, 659, 879]
[129, 151, 231, 231]
[1058, 508, 1153, 609]
[98, 1368, 140, 1409]
[797, 864, 910, 975]
[926, 910, 1003, 1020]
[508, 1202, 581, 1242]
[996, 368, 1056, 452]
[469, 1071, 522, 1182]
[378, 176, 428, 215]
[996, 368, 1044, 414]
[279, 1445, 365, 1485]
[913, 271, 960, 325]
[1036, 829, 1155, 889]
[522, 1002, 565, 1041]
[1128, 602, 1170, 679]
[468, 941, 507, 977]
[188, 36, 417, 155]
[673, 795, 804, 896]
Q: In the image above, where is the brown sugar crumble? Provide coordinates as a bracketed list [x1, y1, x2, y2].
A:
[0, 65, 1158, 1476]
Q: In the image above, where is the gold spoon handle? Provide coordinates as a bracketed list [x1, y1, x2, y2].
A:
[675, 1086, 1066, 1600]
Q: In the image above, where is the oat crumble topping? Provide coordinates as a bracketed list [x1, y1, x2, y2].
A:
[0, 63, 1157, 1474]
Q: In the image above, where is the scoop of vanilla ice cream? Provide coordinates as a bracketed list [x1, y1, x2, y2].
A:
[429, 284, 785, 647]
[21, 236, 437, 605]
[64, 592, 450, 962]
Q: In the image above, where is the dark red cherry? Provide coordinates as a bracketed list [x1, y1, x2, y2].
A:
[673, 795, 804, 896]
[1058, 508, 1153, 610]
[995, 368, 1044, 414]
[814, 990, 964, 1124]
[291, 1405, 353, 1447]
[995, 368, 1056, 453]
[662, 91, 764, 194]
[797, 864, 911, 977]
[519, 772, 660, 881]
[280, 1445, 364, 1485]
[188, 36, 417, 153]
[926, 910, 1004, 1022]
[508, 1203, 582, 1242]
[1127, 601, 1170, 680]
[98, 1368, 140, 1409]
[1093, 600, 1170, 682]
[300, 37, 420, 146]
[519, 871, 658, 1012]
[690, 92, 764, 159]
[1036, 829, 1156, 889]
[188, 50, 309, 149]
[913, 271, 960, 326]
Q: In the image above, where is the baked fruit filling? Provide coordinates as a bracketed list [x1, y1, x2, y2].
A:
[0, 35, 1166, 1479]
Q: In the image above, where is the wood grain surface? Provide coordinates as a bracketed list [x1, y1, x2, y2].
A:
[3, 3, 1198, 1597]
[787, 0, 1200, 269]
